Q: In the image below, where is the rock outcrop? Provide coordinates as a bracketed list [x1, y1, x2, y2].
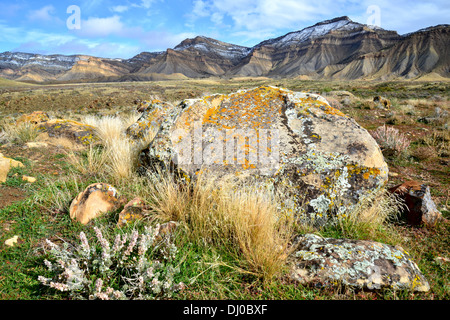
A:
[290, 233, 430, 292]
[138, 86, 388, 224]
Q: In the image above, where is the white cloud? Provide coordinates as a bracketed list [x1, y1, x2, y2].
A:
[131, 0, 159, 9]
[139, 31, 197, 50]
[140, 0, 157, 9]
[27, 5, 63, 24]
[349, 0, 450, 34]
[186, 0, 336, 36]
[77, 15, 125, 37]
[185, 0, 449, 43]
[111, 5, 129, 13]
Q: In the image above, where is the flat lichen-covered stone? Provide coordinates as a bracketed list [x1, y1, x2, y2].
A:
[138, 86, 389, 224]
[290, 233, 430, 292]
[37, 119, 98, 145]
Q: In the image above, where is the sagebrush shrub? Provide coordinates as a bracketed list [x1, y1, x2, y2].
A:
[371, 125, 410, 156]
[38, 226, 184, 300]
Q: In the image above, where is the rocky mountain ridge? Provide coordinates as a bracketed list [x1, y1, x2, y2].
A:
[1, 16, 448, 82]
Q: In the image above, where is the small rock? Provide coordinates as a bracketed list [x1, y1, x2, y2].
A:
[22, 175, 36, 183]
[25, 142, 48, 148]
[435, 256, 450, 264]
[389, 180, 443, 226]
[5, 235, 19, 247]
[155, 221, 179, 241]
[388, 172, 399, 177]
[0, 154, 24, 183]
[117, 197, 150, 227]
[70, 183, 126, 225]
[373, 96, 391, 109]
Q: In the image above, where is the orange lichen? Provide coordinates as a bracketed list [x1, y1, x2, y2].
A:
[295, 96, 347, 118]
[201, 86, 285, 131]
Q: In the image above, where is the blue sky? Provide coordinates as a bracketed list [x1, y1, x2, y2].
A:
[0, 0, 448, 59]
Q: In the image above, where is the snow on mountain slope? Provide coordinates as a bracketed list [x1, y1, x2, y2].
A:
[0, 52, 87, 70]
[256, 16, 382, 49]
[174, 36, 251, 60]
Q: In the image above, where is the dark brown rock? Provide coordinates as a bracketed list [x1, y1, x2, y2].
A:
[389, 180, 443, 226]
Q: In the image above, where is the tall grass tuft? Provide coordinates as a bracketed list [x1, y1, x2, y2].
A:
[78, 114, 155, 181]
[325, 189, 404, 244]
[142, 170, 293, 282]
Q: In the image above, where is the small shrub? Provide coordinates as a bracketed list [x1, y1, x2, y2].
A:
[418, 129, 450, 158]
[411, 146, 438, 161]
[371, 125, 411, 157]
[38, 226, 184, 300]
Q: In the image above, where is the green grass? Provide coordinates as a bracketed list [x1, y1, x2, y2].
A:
[1, 165, 447, 300]
[0, 79, 449, 301]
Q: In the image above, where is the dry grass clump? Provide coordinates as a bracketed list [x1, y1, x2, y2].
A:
[0, 120, 39, 144]
[142, 170, 294, 281]
[66, 145, 108, 177]
[411, 146, 439, 161]
[33, 174, 83, 215]
[330, 189, 404, 243]
[418, 129, 450, 158]
[67, 114, 155, 181]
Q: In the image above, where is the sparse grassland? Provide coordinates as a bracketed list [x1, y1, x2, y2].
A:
[0, 78, 449, 300]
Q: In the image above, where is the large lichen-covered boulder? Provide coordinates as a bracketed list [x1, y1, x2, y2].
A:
[37, 119, 98, 145]
[290, 234, 430, 292]
[138, 86, 388, 224]
[126, 100, 177, 141]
